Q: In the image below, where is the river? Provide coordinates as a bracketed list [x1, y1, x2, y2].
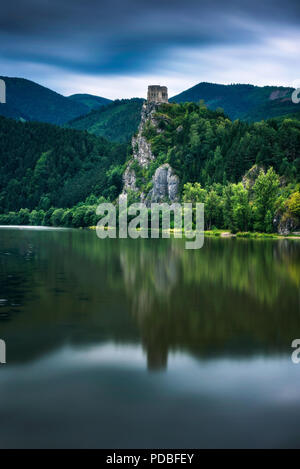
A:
[0, 227, 299, 448]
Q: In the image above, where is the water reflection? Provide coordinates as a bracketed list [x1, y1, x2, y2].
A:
[1, 342, 300, 448]
[0, 228, 300, 448]
[0, 228, 299, 371]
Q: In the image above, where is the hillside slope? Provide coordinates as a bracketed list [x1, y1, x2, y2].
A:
[67, 99, 144, 142]
[122, 101, 300, 201]
[0, 116, 127, 212]
[68, 93, 112, 110]
[1, 102, 299, 233]
[170, 83, 298, 121]
[119, 101, 299, 234]
[0, 77, 89, 125]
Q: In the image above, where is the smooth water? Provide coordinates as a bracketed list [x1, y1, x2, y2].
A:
[0, 227, 299, 448]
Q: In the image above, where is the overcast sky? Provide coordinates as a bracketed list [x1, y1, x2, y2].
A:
[0, 0, 299, 99]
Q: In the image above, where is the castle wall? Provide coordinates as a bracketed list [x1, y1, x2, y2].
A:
[147, 85, 168, 103]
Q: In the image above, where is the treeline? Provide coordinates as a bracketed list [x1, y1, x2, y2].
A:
[183, 168, 300, 232]
[0, 116, 127, 213]
[0, 195, 103, 228]
[0, 102, 300, 233]
[1, 168, 299, 234]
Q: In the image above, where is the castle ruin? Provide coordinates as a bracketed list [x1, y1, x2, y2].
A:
[147, 85, 168, 103]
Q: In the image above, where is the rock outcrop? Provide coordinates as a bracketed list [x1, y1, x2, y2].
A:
[242, 165, 300, 235]
[242, 164, 264, 189]
[121, 101, 179, 204]
[131, 102, 157, 168]
[147, 164, 179, 204]
[273, 211, 299, 235]
[122, 165, 137, 192]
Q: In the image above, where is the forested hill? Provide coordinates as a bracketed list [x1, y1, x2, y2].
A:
[67, 99, 144, 142]
[0, 102, 299, 233]
[0, 116, 127, 212]
[1, 76, 299, 138]
[0, 77, 90, 125]
[68, 94, 112, 110]
[141, 102, 300, 188]
[170, 83, 298, 122]
[124, 101, 299, 234]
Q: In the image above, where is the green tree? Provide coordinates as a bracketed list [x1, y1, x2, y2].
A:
[182, 182, 207, 203]
[50, 208, 65, 226]
[231, 183, 251, 232]
[18, 208, 30, 225]
[205, 190, 222, 230]
[253, 168, 279, 231]
[287, 192, 300, 218]
[29, 209, 45, 226]
[72, 206, 87, 227]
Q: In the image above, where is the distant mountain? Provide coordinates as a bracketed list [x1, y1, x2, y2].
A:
[68, 93, 112, 110]
[2, 76, 298, 131]
[170, 82, 299, 121]
[0, 77, 89, 125]
[67, 99, 144, 142]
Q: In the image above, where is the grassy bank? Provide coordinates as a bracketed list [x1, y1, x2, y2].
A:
[88, 226, 300, 240]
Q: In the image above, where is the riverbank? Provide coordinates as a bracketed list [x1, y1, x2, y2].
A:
[88, 226, 300, 240]
[205, 230, 300, 239]
[1, 224, 299, 240]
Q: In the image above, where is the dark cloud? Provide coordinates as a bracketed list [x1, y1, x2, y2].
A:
[0, 0, 299, 75]
[0, 0, 299, 99]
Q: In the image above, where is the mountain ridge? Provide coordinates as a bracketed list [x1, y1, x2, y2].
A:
[0, 76, 90, 125]
[68, 93, 112, 110]
[170, 82, 298, 121]
[0, 76, 299, 140]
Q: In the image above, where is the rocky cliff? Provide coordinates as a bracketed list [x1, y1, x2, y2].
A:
[121, 101, 179, 205]
[273, 211, 299, 236]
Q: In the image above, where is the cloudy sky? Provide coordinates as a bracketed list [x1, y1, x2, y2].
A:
[0, 0, 299, 99]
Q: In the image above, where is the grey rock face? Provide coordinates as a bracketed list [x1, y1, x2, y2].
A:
[121, 101, 179, 204]
[274, 212, 298, 235]
[278, 218, 297, 236]
[131, 102, 157, 167]
[132, 134, 155, 168]
[122, 165, 137, 193]
[149, 164, 179, 204]
[242, 164, 264, 189]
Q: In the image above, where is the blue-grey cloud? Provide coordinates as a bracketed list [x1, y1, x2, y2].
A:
[0, 0, 299, 96]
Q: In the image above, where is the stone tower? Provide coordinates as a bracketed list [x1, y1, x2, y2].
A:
[147, 85, 168, 103]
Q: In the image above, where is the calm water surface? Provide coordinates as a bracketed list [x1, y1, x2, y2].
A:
[0, 227, 299, 448]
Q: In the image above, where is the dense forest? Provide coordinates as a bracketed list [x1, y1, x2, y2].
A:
[141, 102, 300, 187]
[0, 116, 127, 212]
[67, 99, 143, 142]
[0, 101, 299, 233]
[128, 102, 300, 233]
